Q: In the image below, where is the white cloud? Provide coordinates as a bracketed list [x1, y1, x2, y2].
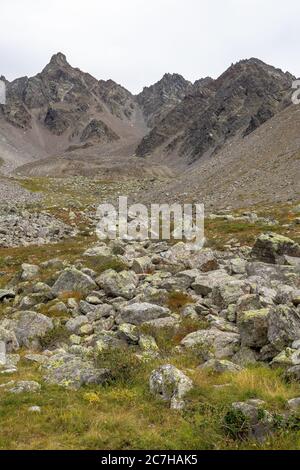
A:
[0, 0, 299, 93]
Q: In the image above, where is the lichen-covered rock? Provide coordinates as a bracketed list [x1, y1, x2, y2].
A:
[212, 280, 249, 308]
[91, 304, 116, 320]
[238, 309, 269, 348]
[188, 249, 219, 272]
[191, 270, 231, 296]
[274, 285, 298, 305]
[206, 315, 238, 333]
[158, 276, 192, 292]
[24, 353, 47, 364]
[175, 269, 199, 287]
[235, 294, 263, 318]
[18, 294, 49, 311]
[118, 302, 170, 325]
[0, 354, 20, 374]
[246, 262, 297, 285]
[181, 305, 199, 320]
[96, 269, 138, 299]
[161, 242, 190, 269]
[93, 333, 126, 352]
[42, 352, 110, 390]
[139, 334, 159, 352]
[251, 233, 300, 264]
[14, 311, 53, 349]
[84, 245, 112, 257]
[52, 268, 96, 296]
[133, 286, 169, 306]
[79, 323, 94, 336]
[65, 316, 88, 334]
[7, 380, 41, 394]
[0, 326, 19, 352]
[267, 305, 300, 351]
[149, 364, 193, 409]
[199, 359, 243, 373]
[48, 302, 67, 314]
[180, 328, 240, 359]
[228, 258, 247, 275]
[132, 256, 153, 274]
[144, 317, 179, 329]
[271, 348, 300, 368]
[117, 323, 139, 344]
[20, 263, 39, 281]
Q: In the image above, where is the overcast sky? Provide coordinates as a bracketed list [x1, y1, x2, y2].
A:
[1, 0, 299, 93]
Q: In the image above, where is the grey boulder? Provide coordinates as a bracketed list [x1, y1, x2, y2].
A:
[14, 311, 53, 348]
[7, 380, 41, 394]
[180, 328, 240, 359]
[238, 309, 270, 348]
[251, 233, 300, 264]
[267, 305, 300, 352]
[119, 302, 170, 325]
[42, 352, 111, 390]
[52, 268, 96, 296]
[96, 269, 138, 300]
[149, 364, 193, 409]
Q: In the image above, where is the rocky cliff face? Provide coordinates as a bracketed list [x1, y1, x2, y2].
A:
[136, 59, 294, 163]
[136, 73, 192, 128]
[136, 77, 215, 158]
[0, 52, 142, 164]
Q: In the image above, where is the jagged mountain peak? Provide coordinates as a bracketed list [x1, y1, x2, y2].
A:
[49, 52, 68, 67]
[139, 72, 191, 95]
[160, 72, 189, 84]
[217, 57, 294, 85]
[136, 57, 294, 161]
[41, 52, 83, 79]
[137, 72, 192, 127]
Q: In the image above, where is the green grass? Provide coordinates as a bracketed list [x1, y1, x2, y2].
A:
[205, 200, 300, 249]
[0, 354, 300, 450]
[0, 234, 96, 288]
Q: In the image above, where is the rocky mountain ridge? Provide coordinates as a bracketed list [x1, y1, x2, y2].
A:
[0, 54, 295, 169]
[136, 59, 294, 164]
[1, 54, 299, 208]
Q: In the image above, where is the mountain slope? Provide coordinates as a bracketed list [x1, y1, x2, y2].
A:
[0, 53, 147, 173]
[136, 59, 294, 166]
[138, 103, 300, 209]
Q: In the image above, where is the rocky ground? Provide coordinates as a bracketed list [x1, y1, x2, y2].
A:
[0, 179, 299, 449]
[0, 176, 41, 208]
